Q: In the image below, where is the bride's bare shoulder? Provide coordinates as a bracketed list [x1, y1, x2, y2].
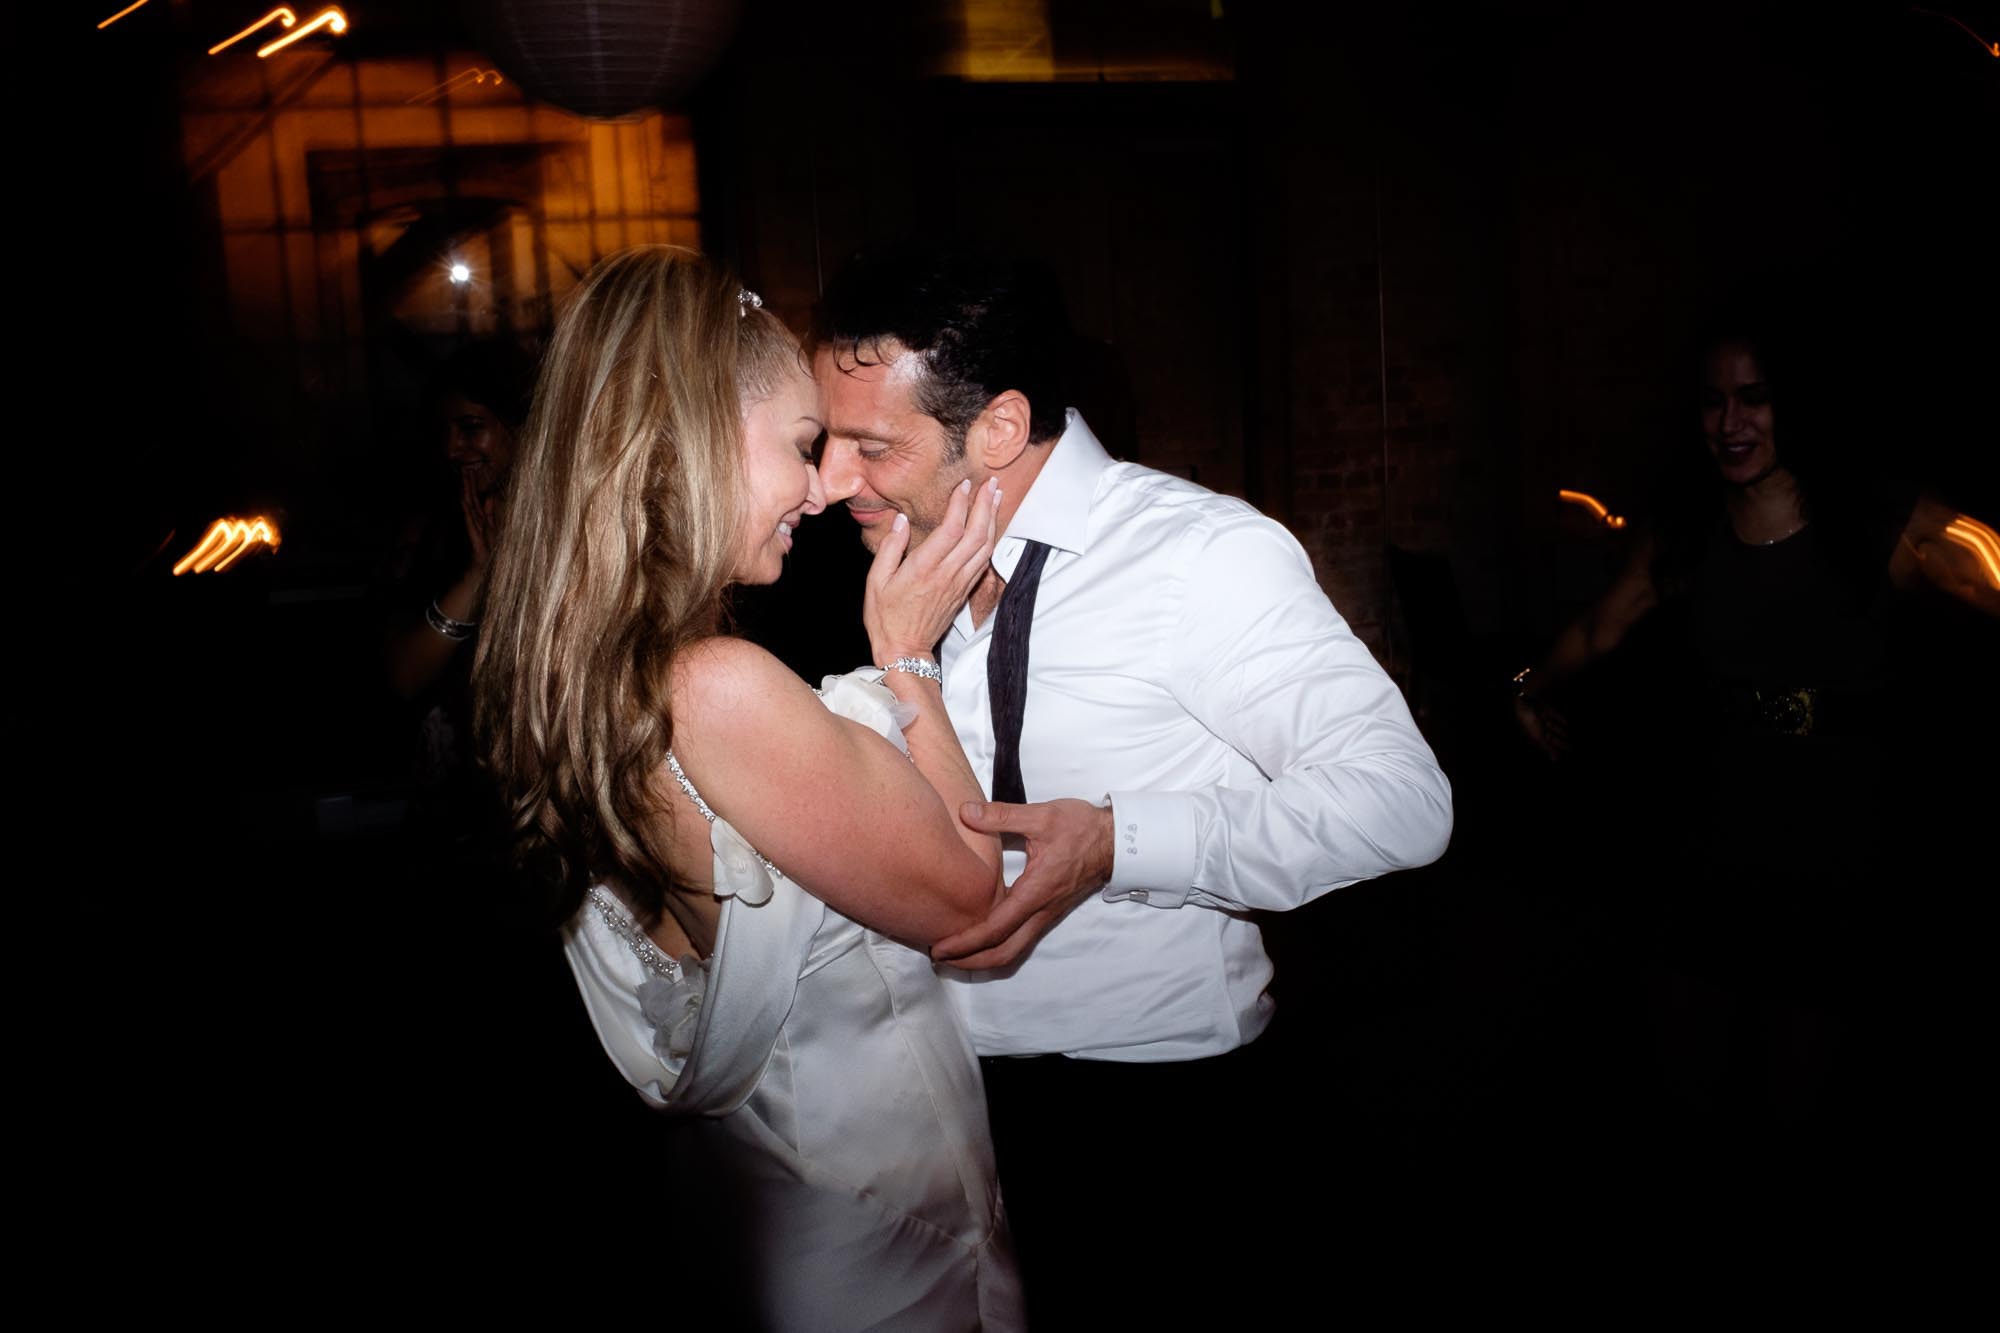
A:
[671, 636, 818, 728]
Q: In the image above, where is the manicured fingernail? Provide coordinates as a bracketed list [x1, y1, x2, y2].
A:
[958, 478, 972, 494]
[892, 513, 908, 531]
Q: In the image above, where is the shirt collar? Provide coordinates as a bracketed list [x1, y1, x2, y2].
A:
[998, 409, 1111, 562]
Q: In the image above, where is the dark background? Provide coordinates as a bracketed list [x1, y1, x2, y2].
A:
[37, 0, 1996, 1275]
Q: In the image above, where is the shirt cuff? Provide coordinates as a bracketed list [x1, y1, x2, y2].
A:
[1102, 790, 1199, 909]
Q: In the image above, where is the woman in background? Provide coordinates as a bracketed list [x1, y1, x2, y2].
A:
[1514, 317, 1996, 1135]
[384, 339, 538, 839]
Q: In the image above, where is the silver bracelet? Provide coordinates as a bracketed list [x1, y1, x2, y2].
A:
[884, 655, 942, 684]
[426, 598, 478, 641]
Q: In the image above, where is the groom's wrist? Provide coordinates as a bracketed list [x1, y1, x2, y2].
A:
[1100, 790, 1198, 909]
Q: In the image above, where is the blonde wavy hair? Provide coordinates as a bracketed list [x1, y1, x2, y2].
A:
[473, 246, 799, 926]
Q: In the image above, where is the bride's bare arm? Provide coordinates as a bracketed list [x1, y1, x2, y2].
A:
[862, 477, 1004, 876]
[670, 637, 998, 950]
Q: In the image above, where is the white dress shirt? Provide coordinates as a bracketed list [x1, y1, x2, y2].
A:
[940, 411, 1454, 1061]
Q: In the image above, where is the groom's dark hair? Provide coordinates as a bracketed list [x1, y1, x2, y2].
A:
[811, 240, 1073, 456]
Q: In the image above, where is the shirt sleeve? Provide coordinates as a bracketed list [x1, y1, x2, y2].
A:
[1100, 511, 1453, 912]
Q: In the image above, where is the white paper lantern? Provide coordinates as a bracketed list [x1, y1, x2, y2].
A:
[463, 0, 745, 119]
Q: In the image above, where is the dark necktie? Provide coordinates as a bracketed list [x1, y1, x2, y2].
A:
[987, 539, 1052, 806]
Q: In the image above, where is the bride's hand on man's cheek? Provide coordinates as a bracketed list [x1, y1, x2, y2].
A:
[864, 477, 1002, 664]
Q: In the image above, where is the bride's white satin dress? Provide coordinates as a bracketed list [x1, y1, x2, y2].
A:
[562, 672, 1022, 1331]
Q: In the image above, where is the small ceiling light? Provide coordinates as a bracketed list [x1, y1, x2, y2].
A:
[173, 517, 281, 575]
[1558, 488, 1628, 529]
[449, 263, 472, 284]
[97, 1, 152, 30]
[209, 8, 297, 56]
[257, 5, 346, 58]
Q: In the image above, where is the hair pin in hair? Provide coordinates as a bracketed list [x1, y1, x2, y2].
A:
[738, 287, 763, 317]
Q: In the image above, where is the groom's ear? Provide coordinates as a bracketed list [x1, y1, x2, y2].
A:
[968, 390, 1033, 471]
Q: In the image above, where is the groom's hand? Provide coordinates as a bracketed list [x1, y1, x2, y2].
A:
[932, 799, 1115, 970]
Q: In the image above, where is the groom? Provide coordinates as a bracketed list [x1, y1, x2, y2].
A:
[812, 242, 1453, 1313]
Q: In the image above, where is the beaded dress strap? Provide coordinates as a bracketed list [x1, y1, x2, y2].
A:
[664, 750, 783, 881]
[585, 887, 684, 981]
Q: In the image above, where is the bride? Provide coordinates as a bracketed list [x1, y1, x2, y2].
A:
[472, 246, 1021, 1329]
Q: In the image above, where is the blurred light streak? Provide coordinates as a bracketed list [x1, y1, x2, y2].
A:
[1910, 7, 2000, 57]
[1943, 515, 2000, 588]
[209, 8, 297, 55]
[1559, 489, 1628, 529]
[407, 67, 505, 105]
[97, 1, 151, 29]
[257, 5, 346, 57]
[135, 526, 178, 576]
[173, 518, 281, 575]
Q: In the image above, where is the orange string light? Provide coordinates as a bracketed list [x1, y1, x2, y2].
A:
[172, 521, 231, 575]
[407, 68, 505, 105]
[209, 519, 277, 572]
[172, 518, 281, 576]
[96, 1, 150, 29]
[209, 7, 297, 56]
[1943, 515, 2000, 588]
[1910, 7, 2000, 57]
[257, 5, 347, 58]
[1558, 489, 1628, 529]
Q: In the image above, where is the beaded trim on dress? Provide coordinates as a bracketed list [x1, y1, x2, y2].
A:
[665, 749, 784, 882]
[585, 887, 684, 980]
[584, 886, 706, 1070]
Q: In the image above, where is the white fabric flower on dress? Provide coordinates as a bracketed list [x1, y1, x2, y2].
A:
[818, 669, 916, 754]
[710, 819, 775, 904]
[637, 963, 706, 1068]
